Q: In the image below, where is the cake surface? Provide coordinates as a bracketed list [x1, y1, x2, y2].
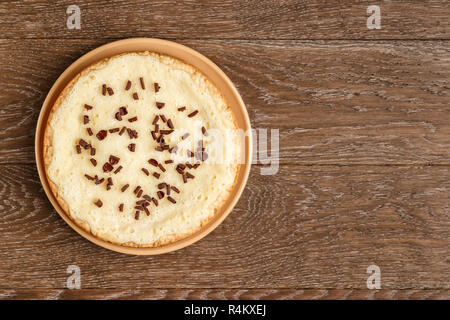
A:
[44, 52, 240, 247]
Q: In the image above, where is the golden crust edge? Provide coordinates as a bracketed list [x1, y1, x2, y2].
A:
[43, 51, 242, 248]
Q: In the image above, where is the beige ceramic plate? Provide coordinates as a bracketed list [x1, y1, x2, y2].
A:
[35, 38, 252, 255]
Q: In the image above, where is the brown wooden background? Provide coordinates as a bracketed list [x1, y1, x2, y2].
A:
[0, 0, 449, 300]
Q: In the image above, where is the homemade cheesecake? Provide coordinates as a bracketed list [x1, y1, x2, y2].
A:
[43, 52, 240, 247]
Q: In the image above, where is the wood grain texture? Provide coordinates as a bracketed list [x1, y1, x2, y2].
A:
[1, 289, 449, 300]
[0, 1, 448, 40]
[0, 39, 449, 164]
[0, 164, 449, 289]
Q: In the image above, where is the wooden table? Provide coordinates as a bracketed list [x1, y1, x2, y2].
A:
[0, 1, 449, 300]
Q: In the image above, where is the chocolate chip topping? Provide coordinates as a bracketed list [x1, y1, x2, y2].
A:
[186, 172, 195, 179]
[152, 115, 159, 125]
[201, 126, 208, 136]
[90, 158, 97, 166]
[182, 174, 187, 183]
[170, 186, 180, 193]
[133, 92, 139, 100]
[188, 110, 198, 117]
[125, 80, 131, 91]
[83, 115, 89, 124]
[141, 168, 149, 176]
[157, 191, 164, 199]
[135, 211, 140, 220]
[102, 84, 106, 96]
[114, 165, 123, 174]
[84, 104, 93, 110]
[95, 199, 103, 207]
[167, 196, 176, 204]
[102, 162, 113, 173]
[89, 147, 95, 156]
[164, 160, 174, 164]
[87, 127, 93, 136]
[151, 131, 157, 140]
[128, 143, 135, 152]
[76, 145, 81, 154]
[79, 139, 89, 149]
[178, 106, 186, 112]
[154, 82, 160, 93]
[128, 116, 138, 122]
[148, 159, 158, 167]
[137, 189, 143, 198]
[139, 77, 145, 90]
[84, 174, 94, 180]
[119, 106, 128, 115]
[109, 155, 120, 165]
[96, 130, 107, 140]
[156, 102, 165, 109]
[121, 184, 129, 192]
[119, 203, 124, 212]
[167, 119, 174, 129]
[119, 126, 126, 135]
[153, 172, 160, 179]
[157, 183, 166, 189]
[160, 114, 167, 122]
[115, 112, 122, 121]
[109, 128, 120, 133]
[133, 186, 141, 194]
[107, 87, 114, 96]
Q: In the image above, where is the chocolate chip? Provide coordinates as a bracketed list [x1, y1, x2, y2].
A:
[115, 112, 122, 121]
[95, 176, 104, 185]
[96, 130, 107, 140]
[143, 206, 150, 216]
[157, 183, 166, 189]
[119, 126, 126, 135]
[152, 115, 159, 125]
[160, 130, 174, 135]
[153, 172, 160, 179]
[187, 150, 195, 157]
[119, 203, 124, 212]
[186, 172, 195, 179]
[125, 80, 131, 91]
[95, 199, 103, 207]
[167, 119, 174, 129]
[157, 191, 164, 199]
[202, 126, 208, 136]
[167, 196, 176, 204]
[102, 84, 106, 96]
[154, 82, 160, 93]
[83, 115, 89, 124]
[79, 139, 89, 149]
[109, 155, 120, 165]
[160, 114, 167, 122]
[135, 211, 140, 220]
[148, 159, 158, 167]
[178, 106, 186, 112]
[137, 189, 143, 198]
[151, 131, 157, 140]
[133, 92, 138, 100]
[170, 186, 180, 193]
[164, 160, 173, 164]
[76, 145, 81, 154]
[188, 110, 198, 117]
[182, 174, 187, 183]
[119, 106, 128, 115]
[156, 102, 165, 109]
[141, 168, 149, 176]
[103, 162, 113, 173]
[128, 143, 135, 152]
[155, 146, 163, 152]
[114, 165, 123, 174]
[84, 174, 94, 180]
[121, 184, 129, 192]
[151, 197, 158, 206]
[109, 128, 120, 133]
[140, 77, 145, 89]
[90, 158, 97, 166]
[84, 104, 93, 110]
[177, 163, 186, 170]
[128, 116, 138, 122]
[107, 87, 114, 96]
[133, 186, 141, 194]
[166, 184, 170, 195]
[143, 194, 152, 202]
[87, 127, 93, 136]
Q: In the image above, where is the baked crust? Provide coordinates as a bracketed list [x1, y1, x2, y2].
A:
[43, 51, 240, 247]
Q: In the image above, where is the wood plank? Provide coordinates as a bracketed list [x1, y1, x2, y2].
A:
[0, 39, 449, 164]
[0, 164, 449, 289]
[1, 289, 449, 300]
[0, 1, 448, 40]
